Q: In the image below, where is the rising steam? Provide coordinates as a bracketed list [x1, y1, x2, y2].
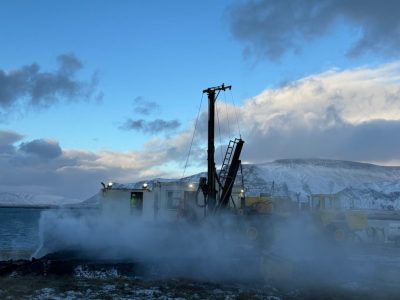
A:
[32, 204, 399, 290]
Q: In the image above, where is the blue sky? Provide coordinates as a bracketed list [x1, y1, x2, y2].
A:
[1, 0, 245, 151]
[1, 0, 388, 151]
[1, 0, 400, 198]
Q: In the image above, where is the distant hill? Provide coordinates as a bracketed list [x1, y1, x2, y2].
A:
[0, 192, 83, 208]
[240, 159, 400, 210]
[179, 159, 400, 211]
[2, 159, 400, 210]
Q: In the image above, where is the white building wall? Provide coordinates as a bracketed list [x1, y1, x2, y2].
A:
[142, 190, 155, 222]
[100, 189, 132, 218]
[100, 181, 244, 222]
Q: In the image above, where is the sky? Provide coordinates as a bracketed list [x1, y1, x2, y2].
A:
[1, 0, 400, 199]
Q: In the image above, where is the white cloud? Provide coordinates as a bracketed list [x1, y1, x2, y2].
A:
[242, 62, 400, 125]
[2, 62, 400, 199]
[236, 62, 400, 162]
[0, 127, 198, 199]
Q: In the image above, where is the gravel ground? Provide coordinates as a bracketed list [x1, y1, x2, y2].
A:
[0, 276, 284, 300]
[1, 245, 400, 300]
[0, 272, 399, 300]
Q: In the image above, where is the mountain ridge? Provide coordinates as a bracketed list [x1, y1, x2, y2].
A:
[1, 159, 400, 210]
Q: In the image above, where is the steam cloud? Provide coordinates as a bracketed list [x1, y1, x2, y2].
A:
[33, 205, 384, 287]
[34, 209, 258, 281]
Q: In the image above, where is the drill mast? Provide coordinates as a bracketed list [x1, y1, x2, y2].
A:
[201, 84, 244, 215]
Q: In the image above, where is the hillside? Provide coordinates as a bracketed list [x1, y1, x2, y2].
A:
[0, 192, 82, 208]
[179, 159, 400, 210]
[1, 159, 400, 210]
[240, 159, 400, 210]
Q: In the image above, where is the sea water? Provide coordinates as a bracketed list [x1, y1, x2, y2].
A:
[0, 208, 45, 260]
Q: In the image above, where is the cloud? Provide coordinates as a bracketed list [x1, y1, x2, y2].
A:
[120, 118, 181, 134]
[3, 62, 400, 199]
[0, 53, 99, 116]
[57, 54, 83, 76]
[112, 61, 400, 182]
[196, 102, 242, 141]
[0, 130, 23, 154]
[119, 97, 172, 135]
[0, 128, 196, 199]
[228, 0, 400, 60]
[132, 96, 160, 115]
[0, 130, 23, 146]
[19, 139, 62, 159]
[232, 62, 400, 162]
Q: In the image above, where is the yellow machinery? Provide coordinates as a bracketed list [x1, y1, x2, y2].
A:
[244, 195, 297, 215]
[242, 193, 368, 241]
[241, 195, 299, 244]
[310, 194, 368, 242]
[247, 193, 369, 282]
[244, 196, 274, 214]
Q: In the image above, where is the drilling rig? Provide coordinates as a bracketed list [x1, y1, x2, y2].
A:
[198, 84, 245, 216]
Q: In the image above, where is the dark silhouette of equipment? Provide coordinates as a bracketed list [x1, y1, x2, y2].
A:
[218, 138, 244, 210]
[199, 84, 244, 216]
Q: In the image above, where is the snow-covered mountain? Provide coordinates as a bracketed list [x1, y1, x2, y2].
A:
[179, 159, 400, 211]
[239, 159, 400, 210]
[2, 159, 400, 210]
[0, 192, 83, 208]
